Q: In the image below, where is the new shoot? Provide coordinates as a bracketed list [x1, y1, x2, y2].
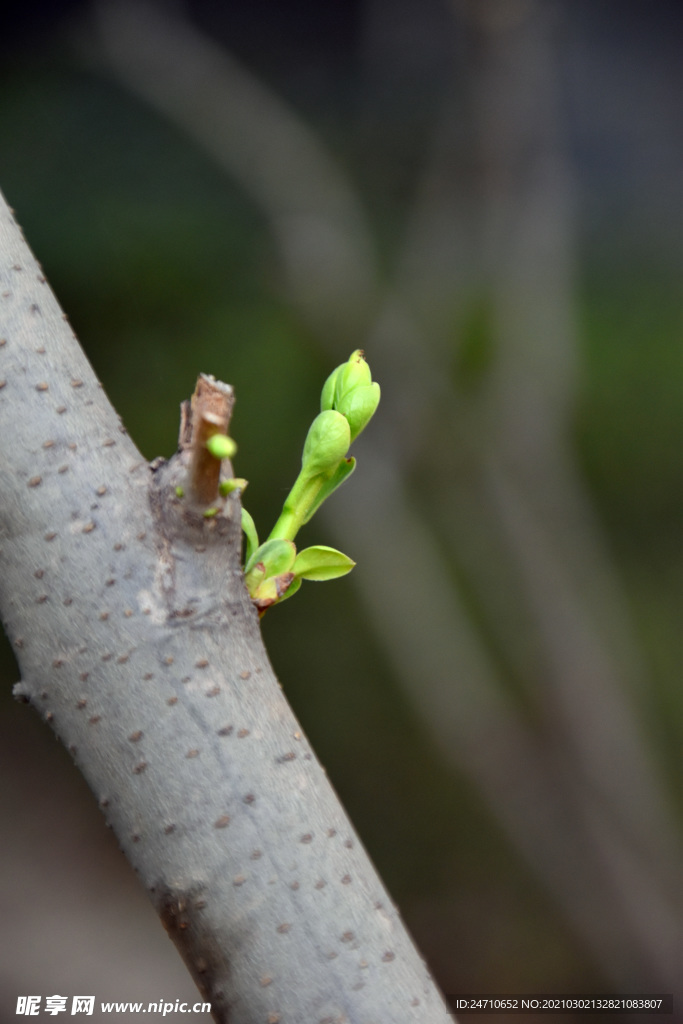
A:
[241, 350, 380, 614]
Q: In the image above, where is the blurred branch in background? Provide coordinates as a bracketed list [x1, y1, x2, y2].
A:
[81, 0, 683, 993]
[86, 0, 378, 345]
[393, 0, 682, 982]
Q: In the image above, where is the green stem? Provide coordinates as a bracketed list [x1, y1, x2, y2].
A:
[267, 468, 329, 542]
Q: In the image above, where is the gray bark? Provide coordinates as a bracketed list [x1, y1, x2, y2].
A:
[0, 190, 453, 1023]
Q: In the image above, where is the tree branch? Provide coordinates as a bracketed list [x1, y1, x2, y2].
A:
[0, 190, 452, 1022]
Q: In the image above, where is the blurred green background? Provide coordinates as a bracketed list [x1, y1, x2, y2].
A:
[1, 0, 681, 1019]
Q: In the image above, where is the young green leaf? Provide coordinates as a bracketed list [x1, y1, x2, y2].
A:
[245, 538, 296, 577]
[241, 508, 259, 565]
[301, 457, 356, 525]
[293, 545, 356, 581]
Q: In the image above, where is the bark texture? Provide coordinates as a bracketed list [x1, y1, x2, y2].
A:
[0, 190, 453, 1023]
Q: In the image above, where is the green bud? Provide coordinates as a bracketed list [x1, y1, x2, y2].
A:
[175, 486, 185, 498]
[318, 350, 379, 441]
[219, 477, 248, 496]
[251, 572, 299, 612]
[336, 381, 381, 441]
[302, 410, 350, 475]
[336, 349, 371, 403]
[206, 434, 237, 460]
[320, 365, 341, 412]
[203, 507, 218, 518]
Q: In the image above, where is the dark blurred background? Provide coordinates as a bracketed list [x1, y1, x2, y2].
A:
[1, 1, 681, 1020]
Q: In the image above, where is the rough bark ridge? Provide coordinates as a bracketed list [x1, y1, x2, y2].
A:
[0, 190, 453, 1023]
